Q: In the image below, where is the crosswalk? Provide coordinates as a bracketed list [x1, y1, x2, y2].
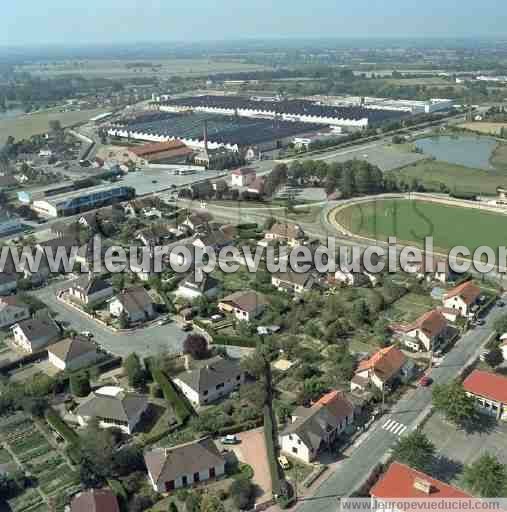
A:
[382, 418, 407, 436]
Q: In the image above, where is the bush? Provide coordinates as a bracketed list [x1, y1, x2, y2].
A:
[230, 477, 255, 509]
[183, 334, 209, 360]
[46, 408, 80, 446]
[70, 372, 90, 397]
[263, 406, 281, 496]
[151, 368, 193, 423]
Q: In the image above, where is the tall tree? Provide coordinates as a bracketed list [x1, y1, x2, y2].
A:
[123, 353, 146, 389]
[392, 430, 435, 472]
[432, 381, 477, 427]
[464, 453, 507, 497]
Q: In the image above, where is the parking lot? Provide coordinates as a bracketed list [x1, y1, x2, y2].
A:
[422, 412, 507, 484]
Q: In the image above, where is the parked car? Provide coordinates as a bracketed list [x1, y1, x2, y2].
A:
[80, 331, 94, 338]
[182, 322, 193, 332]
[497, 300, 505, 307]
[278, 455, 291, 470]
[419, 376, 433, 387]
[221, 435, 240, 445]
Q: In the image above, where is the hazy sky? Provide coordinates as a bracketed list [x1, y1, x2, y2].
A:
[3, 0, 506, 46]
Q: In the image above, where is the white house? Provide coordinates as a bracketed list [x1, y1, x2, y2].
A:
[390, 309, 450, 352]
[218, 290, 267, 323]
[109, 287, 155, 324]
[67, 274, 114, 305]
[173, 357, 245, 406]
[231, 167, 256, 188]
[271, 271, 314, 294]
[12, 314, 61, 353]
[47, 337, 99, 371]
[0, 296, 30, 329]
[442, 281, 481, 318]
[174, 273, 220, 301]
[463, 369, 507, 421]
[145, 438, 226, 493]
[351, 346, 415, 393]
[264, 222, 305, 247]
[75, 386, 148, 435]
[279, 391, 354, 463]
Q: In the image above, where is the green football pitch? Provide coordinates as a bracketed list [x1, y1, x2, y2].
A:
[335, 199, 507, 252]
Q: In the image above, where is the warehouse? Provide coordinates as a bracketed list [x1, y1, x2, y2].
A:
[32, 184, 135, 217]
[107, 111, 323, 153]
[127, 140, 194, 165]
[156, 95, 409, 128]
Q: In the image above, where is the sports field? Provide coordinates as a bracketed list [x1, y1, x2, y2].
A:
[335, 198, 507, 252]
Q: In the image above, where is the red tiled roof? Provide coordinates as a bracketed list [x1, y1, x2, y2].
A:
[444, 281, 481, 305]
[232, 167, 256, 176]
[71, 488, 120, 512]
[370, 462, 471, 499]
[130, 140, 192, 158]
[356, 346, 407, 382]
[392, 310, 447, 338]
[463, 369, 507, 404]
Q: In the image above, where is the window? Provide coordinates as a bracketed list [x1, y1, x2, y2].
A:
[210, 467, 216, 478]
[216, 383, 224, 390]
[292, 447, 298, 454]
[289, 435, 293, 441]
[297, 439, 301, 445]
[194, 472, 200, 483]
[182, 476, 188, 487]
[203, 390, 208, 396]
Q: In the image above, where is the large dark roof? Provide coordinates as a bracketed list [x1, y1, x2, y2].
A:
[112, 111, 322, 147]
[160, 95, 409, 124]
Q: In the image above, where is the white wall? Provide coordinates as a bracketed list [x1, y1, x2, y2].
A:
[279, 433, 312, 463]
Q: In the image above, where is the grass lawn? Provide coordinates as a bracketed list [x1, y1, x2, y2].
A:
[385, 292, 437, 322]
[0, 108, 109, 142]
[387, 159, 507, 195]
[491, 143, 507, 171]
[336, 198, 507, 253]
[459, 122, 507, 136]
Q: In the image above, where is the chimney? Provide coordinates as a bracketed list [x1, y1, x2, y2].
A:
[413, 478, 433, 494]
[203, 120, 209, 153]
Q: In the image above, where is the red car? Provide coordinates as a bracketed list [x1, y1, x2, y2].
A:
[419, 376, 433, 387]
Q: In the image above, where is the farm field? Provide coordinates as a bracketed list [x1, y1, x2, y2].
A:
[458, 122, 507, 135]
[0, 108, 108, 142]
[491, 143, 507, 170]
[335, 198, 507, 253]
[16, 59, 268, 79]
[388, 159, 507, 195]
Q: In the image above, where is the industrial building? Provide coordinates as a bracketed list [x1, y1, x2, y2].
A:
[156, 95, 409, 128]
[32, 184, 135, 217]
[127, 140, 194, 165]
[107, 111, 323, 153]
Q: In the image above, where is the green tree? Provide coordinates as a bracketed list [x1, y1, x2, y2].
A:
[118, 310, 129, 329]
[230, 478, 255, 510]
[185, 491, 202, 512]
[123, 353, 146, 389]
[70, 372, 90, 397]
[200, 494, 225, 512]
[392, 430, 435, 472]
[464, 453, 507, 497]
[485, 347, 504, 368]
[432, 381, 477, 427]
[168, 502, 179, 512]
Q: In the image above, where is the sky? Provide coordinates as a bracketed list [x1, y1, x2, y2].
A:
[2, 0, 507, 47]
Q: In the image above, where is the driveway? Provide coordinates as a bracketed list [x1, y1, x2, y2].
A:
[226, 429, 272, 504]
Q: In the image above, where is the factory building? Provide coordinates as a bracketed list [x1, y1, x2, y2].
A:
[32, 184, 135, 218]
[156, 95, 409, 128]
[107, 111, 323, 155]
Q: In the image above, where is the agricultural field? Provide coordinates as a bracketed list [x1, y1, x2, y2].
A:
[491, 143, 507, 170]
[15, 59, 268, 79]
[0, 412, 80, 512]
[335, 198, 507, 253]
[0, 108, 108, 142]
[458, 122, 507, 135]
[388, 159, 507, 195]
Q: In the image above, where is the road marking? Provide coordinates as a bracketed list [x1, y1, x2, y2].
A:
[382, 419, 407, 436]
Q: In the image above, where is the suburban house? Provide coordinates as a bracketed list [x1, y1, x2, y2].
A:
[67, 274, 114, 305]
[279, 390, 354, 463]
[70, 488, 120, 512]
[442, 281, 481, 318]
[47, 337, 100, 371]
[406, 256, 457, 283]
[145, 437, 226, 493]
[351, 346, 414, 393]
[390, 309, 451, 352]
[264, 222, 305, 246]
[0, 296, 30, 328]
[136, 225, 172, 247]
[11, 313, 61, 353]
[231, 167, 256, 187]
[180, 211, 213, 233]
[247, 176, 265, 196]
[173, 357, 245, 406]
[0, 272, 17, 296]
[272, 271, 315, 294]
[192, 230, 231, 251]
[175, 273, 221, 300]
[109, 287, 155, 323]
[463, 369, 507, 421]
[218, 290, 267, 322]
[370, 461, 471, 501]
[75, 386, 149, 435]
[332, 269, 370, 287]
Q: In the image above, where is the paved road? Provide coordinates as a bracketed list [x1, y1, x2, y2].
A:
[296, 298, 506, 512]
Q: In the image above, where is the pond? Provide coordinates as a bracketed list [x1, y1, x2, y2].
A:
[415, 135, 498, 170]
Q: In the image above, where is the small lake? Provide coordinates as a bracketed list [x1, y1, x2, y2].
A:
[415, 135, 498, 170]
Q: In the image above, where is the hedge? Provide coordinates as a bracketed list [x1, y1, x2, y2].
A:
[152, 368, 193, 424]
[263, 405, 281, 497]
[213, 334, 257, 348]
[46, 408, 80, 445]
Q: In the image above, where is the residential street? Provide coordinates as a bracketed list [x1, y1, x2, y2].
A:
[295, 298, 506, 512]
